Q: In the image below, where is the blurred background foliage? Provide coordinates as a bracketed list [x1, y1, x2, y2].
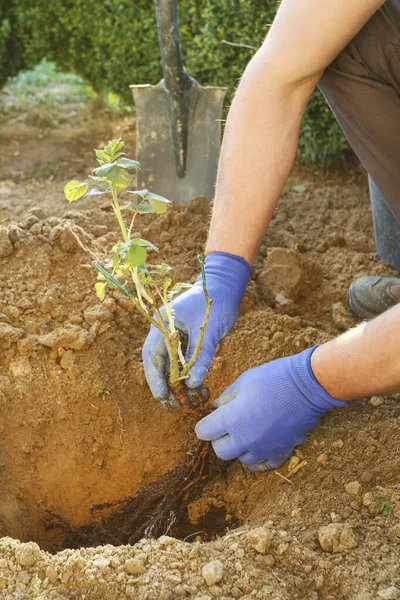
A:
[0, 0, 349, 168]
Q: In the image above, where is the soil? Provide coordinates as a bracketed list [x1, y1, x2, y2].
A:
[0, 104, 400, 600]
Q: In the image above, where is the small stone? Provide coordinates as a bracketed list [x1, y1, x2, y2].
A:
[15, 543, 41, 567]
[165, 572, 182, 585]
[0, 226, 13, 257]
[92, 225, 108, 237]
[370, 396, 384, 407]
[247, 527, 272, 554]
[333, 439, 344, 449]
[38, 325, 92, 350]
[21, 214, 39, 229]
[361, 471, 373, 483]
[276, 543, 289, 555]
[84, 305, 114, 325]
[332, 302, 354, 331]
[8, 226, 28, 244]
[60, 350, 75, 370]
[317, 453, 328, 465]
[377, 587, 400, 599]
[304, 565, 313, 574]
[158, 535, 177, 547]
[124, 558, 146, 575]
[362, 493, 374, 507]
[9, 357, 32, 377]
[30, 223, 42, 235]
[202, 561, 224, 586]
[0, 323, 24, 349]
[29, 207, 48, 220]
[45, 566, 58, 584]
[318, 523, 358, 553]
[345, 481, 362, 496]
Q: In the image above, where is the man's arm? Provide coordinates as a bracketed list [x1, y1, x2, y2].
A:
[196, 305, 400, 471]
[207, 0, 385, 263]
[312, 303, 400, 400]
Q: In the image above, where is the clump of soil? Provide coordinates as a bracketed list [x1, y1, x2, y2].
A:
[1, 125, 400, 598]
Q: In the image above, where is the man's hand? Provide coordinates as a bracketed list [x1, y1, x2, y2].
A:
[195, 347, 346, 470]
[142, 252, 251, 407]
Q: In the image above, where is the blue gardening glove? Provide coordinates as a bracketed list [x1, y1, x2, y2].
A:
[142, 252, 252, 407]
[195, 346, 347, 470]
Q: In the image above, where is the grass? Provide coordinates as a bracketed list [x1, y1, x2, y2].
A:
[0, 59, 131, 114]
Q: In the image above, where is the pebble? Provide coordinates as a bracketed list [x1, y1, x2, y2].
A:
[14, 544, 41, 568]
[361, 471, 373, 483]
[333, 439, 344, 449]
[29, 207, 48, 220]
[92, 225, 108, 237]
[202, 561, 224, 586]
[317, 453, 328, 465]
[45, 565, 58, 583]
[247, 527, 272, 554]
[318, 523, 358, 553]
[345, 481, 362, 496]
[8, 226, 28, 244]
[370, 396, 384, 407]
[276, 543, 289, 555]
[20, 215, 39, 230]
[0, 226, 13, 258]
[377, 587, 400, 599]
[124, 558, 146, 575]
[165, 572, 182, 585]
[363, 493, 374, 507]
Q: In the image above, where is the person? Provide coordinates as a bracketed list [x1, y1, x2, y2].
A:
[142, 0, 400, 471]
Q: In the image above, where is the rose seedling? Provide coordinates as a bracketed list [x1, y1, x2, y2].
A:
[64, 139, 211, 406]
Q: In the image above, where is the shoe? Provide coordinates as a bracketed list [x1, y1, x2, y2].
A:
[346, 275, 400, 320]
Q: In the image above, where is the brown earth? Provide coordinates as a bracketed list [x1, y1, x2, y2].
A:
[0, 107, 400, 600]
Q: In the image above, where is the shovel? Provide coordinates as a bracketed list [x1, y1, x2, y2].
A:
[130, 0, 227, 204]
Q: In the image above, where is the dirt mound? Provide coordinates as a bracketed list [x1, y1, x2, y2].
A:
[1, 170, 400, 599]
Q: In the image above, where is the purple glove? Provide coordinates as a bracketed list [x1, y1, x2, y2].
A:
[195, 347, 347, 470]
[142, 252, 252, 406]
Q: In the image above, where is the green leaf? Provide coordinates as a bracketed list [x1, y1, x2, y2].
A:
[93, 162, 116, 177]
[172, 282, 192, 294]
[85, 188, 108, 197]
[128, 189, 170, 214]
[132, 237, 158, 251]
[127, 244, 147, 268]
[95, 264, 133, 298]
[95, 149, 112, 165]
[105, 139, 124, 156]
[64, 180, 90, 202]
[137, 203, 154, 214]
[111, 254, 121, 268]
[116, 157, 140, 170]
[379, 502, 392, 517]
[106, 166, 131, 191]
[292, 184, 307, 193]
[95, 282, 106, 301]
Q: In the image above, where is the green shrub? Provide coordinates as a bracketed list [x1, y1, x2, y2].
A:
[1, 0, 349, 168]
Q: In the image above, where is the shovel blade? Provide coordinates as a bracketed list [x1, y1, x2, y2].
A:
[131, 82, 226, 204]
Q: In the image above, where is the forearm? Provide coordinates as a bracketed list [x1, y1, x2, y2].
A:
[312, 304, 400, 401]
[206, 50, 317, 264]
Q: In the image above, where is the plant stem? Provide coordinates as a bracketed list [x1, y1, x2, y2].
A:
[174, 256, 213, 382]
[112, 188, 128, 242]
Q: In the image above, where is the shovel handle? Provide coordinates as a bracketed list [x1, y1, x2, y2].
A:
[155, 0, 192, 93]
[155, 0, 194, 178]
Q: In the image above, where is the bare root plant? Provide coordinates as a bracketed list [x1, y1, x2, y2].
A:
[40, 139, 219, 549]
